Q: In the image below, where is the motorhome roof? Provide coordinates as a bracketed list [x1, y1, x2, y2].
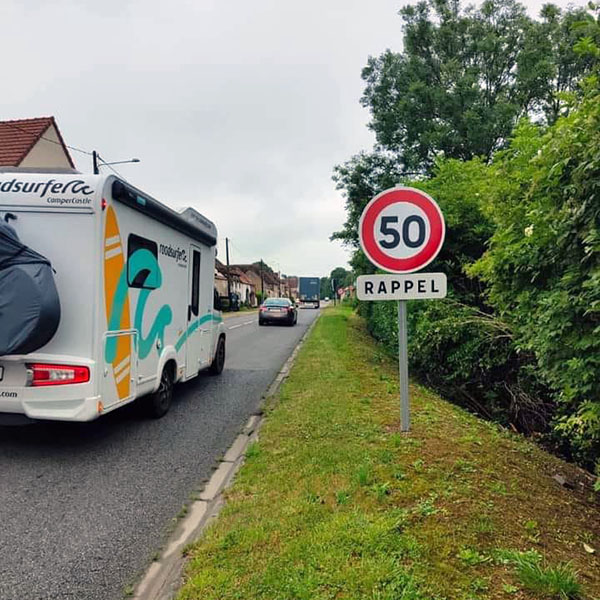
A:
[110, 178, 218, 248]
[0, 172, 218, 248]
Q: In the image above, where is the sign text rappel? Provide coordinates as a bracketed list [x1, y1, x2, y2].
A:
[356, 273, 447, 301]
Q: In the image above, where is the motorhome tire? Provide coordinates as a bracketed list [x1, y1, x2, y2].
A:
[147, 366, 174, 418]
[210, 336, 225, 375]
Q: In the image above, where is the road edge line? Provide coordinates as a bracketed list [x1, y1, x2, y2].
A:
[132, 312, 322, 600]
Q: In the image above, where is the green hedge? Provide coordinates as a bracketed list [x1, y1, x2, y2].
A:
[356, 86, 600, 472]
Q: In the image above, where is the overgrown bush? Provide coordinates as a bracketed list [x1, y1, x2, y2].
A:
[409, 300, 551, 432]
[471, 86, 600, 467]
[337, 3, 600, 472]
[358, 91, 600, 469]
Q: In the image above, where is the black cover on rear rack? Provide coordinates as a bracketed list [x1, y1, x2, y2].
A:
[0, 219, 61, 356]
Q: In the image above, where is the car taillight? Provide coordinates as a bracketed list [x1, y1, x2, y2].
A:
[26, 363, 90, 387]
[260, 306, 267, 311]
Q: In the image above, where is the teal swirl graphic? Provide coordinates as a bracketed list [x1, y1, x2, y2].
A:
[105, 248, 223, 365]
[105, 249, 173, 363]
[174, 313, 223, 352]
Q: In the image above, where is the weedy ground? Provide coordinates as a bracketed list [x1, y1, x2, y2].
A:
[178, 306, 599, 600]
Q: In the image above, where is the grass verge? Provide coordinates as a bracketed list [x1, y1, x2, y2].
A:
[178, 306, 599, 600]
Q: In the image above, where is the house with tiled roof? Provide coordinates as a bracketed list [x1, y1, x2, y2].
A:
[214, 265, 228, 299]
[215, 260, 257, 307]
[0, 117, 74, 170]
[233, 264, 282, 299]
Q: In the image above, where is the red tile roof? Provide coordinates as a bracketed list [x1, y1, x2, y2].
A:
[231, 268, 255, 287]
[0, 117, 74, 167]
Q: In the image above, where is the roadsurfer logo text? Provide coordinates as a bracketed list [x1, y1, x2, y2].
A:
[159, 244, 187, 267]
[0, 178, 95, 199]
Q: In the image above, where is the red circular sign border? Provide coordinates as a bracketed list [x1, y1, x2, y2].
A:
[359, 187, 445, 273]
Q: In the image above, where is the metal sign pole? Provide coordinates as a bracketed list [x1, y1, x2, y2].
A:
[398, 300, 410, 431]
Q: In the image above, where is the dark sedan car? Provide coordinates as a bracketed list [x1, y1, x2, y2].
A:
[258, 298, 297, 326]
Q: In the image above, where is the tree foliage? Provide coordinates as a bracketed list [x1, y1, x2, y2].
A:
[320, 267, 353, 299]
[359, 0, 595, 175]
[333, 0, 600, 470]
[471, 89, 600, 465]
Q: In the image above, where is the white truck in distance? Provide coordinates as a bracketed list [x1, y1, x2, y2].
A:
[0, 172, 226, 422]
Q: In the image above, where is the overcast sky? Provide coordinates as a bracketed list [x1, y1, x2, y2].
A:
[2, 0, 587, 278]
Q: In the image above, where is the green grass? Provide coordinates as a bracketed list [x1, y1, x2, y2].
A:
[498, 551, 582, 599]
[178, 306, 600, 600]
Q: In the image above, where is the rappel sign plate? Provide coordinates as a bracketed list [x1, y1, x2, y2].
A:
[359, 187, 445, 274]
[356, 273, 447, 301]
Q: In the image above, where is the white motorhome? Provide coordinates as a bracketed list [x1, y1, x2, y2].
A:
[0, 171, 226, 421]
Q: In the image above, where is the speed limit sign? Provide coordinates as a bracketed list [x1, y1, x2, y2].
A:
[359, 187, 445, 273]
[357, 186, 446, 433]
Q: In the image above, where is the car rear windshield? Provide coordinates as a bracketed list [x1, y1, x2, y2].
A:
[264, 299, 290, 307]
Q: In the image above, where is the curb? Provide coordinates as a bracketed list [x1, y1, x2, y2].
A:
[132, 313, 321, 600]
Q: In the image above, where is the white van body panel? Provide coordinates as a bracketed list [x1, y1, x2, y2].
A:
[0, 173, 225, 421]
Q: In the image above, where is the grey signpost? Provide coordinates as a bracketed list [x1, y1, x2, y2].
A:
[397, 300, 410, 431]
[357, 187, 447, 432]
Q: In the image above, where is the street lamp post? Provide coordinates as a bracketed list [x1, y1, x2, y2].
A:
[93, 152, 140, 174]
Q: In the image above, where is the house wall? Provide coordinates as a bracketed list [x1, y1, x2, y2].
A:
[239, 282, 256, 306]
[215, 273, 228, 297]
[240, 269, 263, 296]
[20, 124, 73, 169]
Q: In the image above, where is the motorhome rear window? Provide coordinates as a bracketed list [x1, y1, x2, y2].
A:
[127, 234, 159, 289]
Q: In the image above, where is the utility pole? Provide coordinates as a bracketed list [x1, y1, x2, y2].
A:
[225, 237, 232, 306]
[92, 151, 99, 175]
[260, 259, 264, 299]
[278, 270, 281, 296]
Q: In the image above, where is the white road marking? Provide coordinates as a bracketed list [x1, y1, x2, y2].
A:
[228, 319, 257, 331]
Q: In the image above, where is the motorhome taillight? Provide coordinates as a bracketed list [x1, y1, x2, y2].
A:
[101, 198, 107, 210]
[26, 363, 90, 387]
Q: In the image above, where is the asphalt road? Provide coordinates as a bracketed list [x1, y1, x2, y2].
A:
[0, 307, 320, 600]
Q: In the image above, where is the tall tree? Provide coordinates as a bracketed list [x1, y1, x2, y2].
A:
[518, 4, 597, 123]
[360, 0, 595, 175]
[330, 267, 352, 287]
[362, 0, 533, 172]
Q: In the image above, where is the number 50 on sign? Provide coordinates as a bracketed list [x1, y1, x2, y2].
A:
[359, 187, 445, 274]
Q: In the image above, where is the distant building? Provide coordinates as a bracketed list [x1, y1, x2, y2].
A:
[215, 260, 257, 307]
[214, 267, 228, 299]
[285, 276, 299, 300]
[0, 117, 75, 170]
[232, 264, 282, 299]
